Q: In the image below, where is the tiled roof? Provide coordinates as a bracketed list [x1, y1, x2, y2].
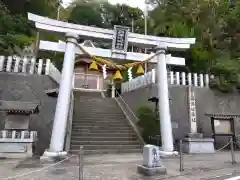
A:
[205, 113, 240, 118]
[0, 101, 39, 114]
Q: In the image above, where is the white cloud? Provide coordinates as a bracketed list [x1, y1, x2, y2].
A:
[109, 0, 146, 10]
[62, 0, 148, 10]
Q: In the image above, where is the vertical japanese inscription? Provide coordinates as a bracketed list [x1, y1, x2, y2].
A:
[112, 25, 129, 54]
[189, 90, 196, 122]
[188, 87, 197, 133]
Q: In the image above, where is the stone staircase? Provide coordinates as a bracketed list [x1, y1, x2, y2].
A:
[70, 91, 143, 154]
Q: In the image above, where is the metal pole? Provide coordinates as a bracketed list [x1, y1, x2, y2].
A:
[131, 18, 134, 52]
[230, 137, 236, 164]
[34, 32, 40, 57]
[179, 140, 184, 172]
[79, 146, 84, 180]
[57, 5, 60, 20]
[144, 0, 148, 74]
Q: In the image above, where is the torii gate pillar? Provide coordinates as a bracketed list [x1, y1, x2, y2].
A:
[156, 45, 174, 152]
[42, 33, 78, 158]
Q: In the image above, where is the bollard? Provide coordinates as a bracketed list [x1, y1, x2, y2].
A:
[179, 140, 184, 172]
[230, 137, 236, 164]
[79, 146, 84, 180]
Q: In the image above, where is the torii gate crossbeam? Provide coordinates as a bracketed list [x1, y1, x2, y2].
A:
[39, 40, 186, 66]
[28, 13, 195, 50]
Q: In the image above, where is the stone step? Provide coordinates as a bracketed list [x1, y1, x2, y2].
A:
[72, 119, 128, 123]
[70, 144, 142, 151]
[73, 92, 102, 97]
[74, 96, 113, 100]
[72, 121, 129, 126]
[70, 148, 142, 155]
[71, 129, 135, 133]
[72, 122, 129, 126]
[71, 131, 136, 137]
[70, 140, 140, 145]
[73, 114, 125, 118]
[72, 118, 127, 122]
[74, 109, 123, 113]
[75, 104, 118, 107]
[74, 102, 116, 106]
[72, 124, 130, 128]
[74, 107, 122, 110]
[70, 136, 138, 141]
[71, 125, 132, 130]
[74, 102, 119, 105]
[71, 125, 133, 129]
[73, 116, 127, 120]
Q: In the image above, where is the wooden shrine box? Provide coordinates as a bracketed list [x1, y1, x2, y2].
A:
[0, 101, 39, 158]
[0, 101, 39, 130]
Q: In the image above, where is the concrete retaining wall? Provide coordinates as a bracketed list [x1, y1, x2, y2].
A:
[122, 85, 240, 148]
[0, 72, 58, 156]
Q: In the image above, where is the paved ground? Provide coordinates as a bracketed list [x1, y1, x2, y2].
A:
[1, 151, 240, 180]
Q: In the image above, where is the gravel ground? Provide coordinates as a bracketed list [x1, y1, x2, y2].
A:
[1, 152, 240, 180]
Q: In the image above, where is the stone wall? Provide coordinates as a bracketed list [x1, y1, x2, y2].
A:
[121, 85, 240, 147]
[0, 72, 58, 156]
[121, 85, 189, 141]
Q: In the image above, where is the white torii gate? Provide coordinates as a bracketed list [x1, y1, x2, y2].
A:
[28, 13, 195, 158]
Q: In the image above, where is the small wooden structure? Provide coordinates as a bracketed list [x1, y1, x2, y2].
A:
[74, 56, 113, 91]
[205, 113, 240, 148]
[0, 101, 39, 158]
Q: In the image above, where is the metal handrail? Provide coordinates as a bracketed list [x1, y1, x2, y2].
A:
[116, 91, 140, 122]
[115, 91, 145, 145]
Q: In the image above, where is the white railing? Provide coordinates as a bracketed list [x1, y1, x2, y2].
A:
[121, 69, 156, 93]
[0, 56, 61, 84]
[74, 73, 104, 91]
[0, 130, 37, 143]
[121, 69, 211, 93]
[167, 71, 210, 87]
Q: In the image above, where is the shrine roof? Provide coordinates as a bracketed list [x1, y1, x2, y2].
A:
[0, 101, 39, 114]
[205, 113, 240, 118]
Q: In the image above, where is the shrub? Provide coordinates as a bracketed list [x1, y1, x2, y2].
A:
[136, 105, 161, 145]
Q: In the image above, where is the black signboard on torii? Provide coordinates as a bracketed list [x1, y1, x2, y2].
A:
[112, 25, 129, 55]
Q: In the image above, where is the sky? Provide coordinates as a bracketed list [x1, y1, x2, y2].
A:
[62, 0, 147, 10]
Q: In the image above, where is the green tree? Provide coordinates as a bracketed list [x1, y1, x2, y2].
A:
[0, 1, 34, 55]
[69, 2, 104, 27]
[148, 0, 240, 92]
[0, 0, 67, 66]
[137, 105, 160, 144]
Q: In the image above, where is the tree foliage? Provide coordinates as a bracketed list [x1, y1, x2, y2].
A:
[0, 0, 239, 91]
[137, 105, 160, 145]
[69, 1, 144, 30]
[0, 0, 62, 55]
[0, 1, 34, 55]
[148, 0, 240, 92]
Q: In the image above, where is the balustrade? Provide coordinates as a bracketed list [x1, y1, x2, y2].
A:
[121, 69, 212, 93]
[0, 130, 37, 143]
[0, 55, 61, 83]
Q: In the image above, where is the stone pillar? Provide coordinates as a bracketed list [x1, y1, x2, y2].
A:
[48, 33, 78, 153]
[188, 87, 197, 134]
[156, 45, 174, 152]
